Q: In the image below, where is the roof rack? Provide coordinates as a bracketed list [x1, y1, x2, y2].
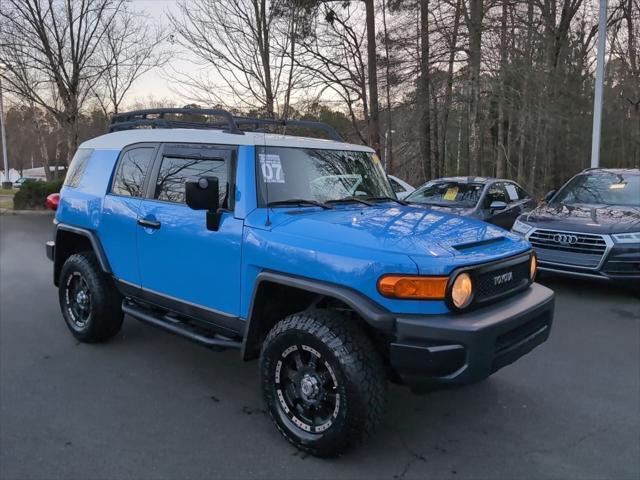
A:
[108, 108, 344, 141]
[109, 108, 243, 134]
[232, 117, 343, 142]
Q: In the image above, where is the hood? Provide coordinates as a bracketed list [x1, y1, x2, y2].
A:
[266, 205, 530, 272]
[522, 203, 640, 234]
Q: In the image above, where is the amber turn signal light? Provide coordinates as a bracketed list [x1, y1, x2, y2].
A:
[530, 253, 537, 281]
[377, 275, 448, 300]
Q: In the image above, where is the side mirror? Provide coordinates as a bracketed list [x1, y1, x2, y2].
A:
[490, 200, 507, 211]
[544, 189, 557, 203]
[186, 176, 220, 211]
[185, 176, 222, 231]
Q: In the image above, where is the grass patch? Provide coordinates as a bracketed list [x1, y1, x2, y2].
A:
[0, 188, 17, 196]
[0, 199, 13, 209]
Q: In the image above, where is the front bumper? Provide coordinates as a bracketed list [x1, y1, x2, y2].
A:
[537, 244, 640, 281]
[390, 283, 554, 390]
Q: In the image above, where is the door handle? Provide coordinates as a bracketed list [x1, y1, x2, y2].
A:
[137, 218, 161, 229]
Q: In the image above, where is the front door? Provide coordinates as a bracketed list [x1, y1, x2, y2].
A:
[483, 182, 519, 229]
[137, 144, 243, 333]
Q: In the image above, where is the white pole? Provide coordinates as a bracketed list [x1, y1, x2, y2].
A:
[0, 75, 9, 185]
[590, 0, 607, 168]
[0, 77, 11, 188]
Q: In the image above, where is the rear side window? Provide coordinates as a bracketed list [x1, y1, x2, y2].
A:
[154, 156, 228, 204]
[111, 148, 155, 197]
[64, 149, 93, 188]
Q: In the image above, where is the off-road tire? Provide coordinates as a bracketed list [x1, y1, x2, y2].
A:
[260, 309, 387, 457]
[58, 252, 123, 343]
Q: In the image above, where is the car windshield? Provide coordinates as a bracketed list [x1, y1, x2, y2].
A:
[553, 172, 640, 207]
[256, 146, 394, 206]
[406, 181, 484, 208]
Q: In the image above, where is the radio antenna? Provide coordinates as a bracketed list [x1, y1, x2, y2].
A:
[262, 124, 271, 227]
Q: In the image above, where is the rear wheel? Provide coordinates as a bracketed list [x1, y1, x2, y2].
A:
[58, 252, 123, 343]
[260, 309, 387, 457]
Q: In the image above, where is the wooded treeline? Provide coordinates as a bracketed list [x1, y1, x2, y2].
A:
[0, 0, 638, 194]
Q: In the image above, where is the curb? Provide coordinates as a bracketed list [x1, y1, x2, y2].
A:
[0, 208, 54, 216]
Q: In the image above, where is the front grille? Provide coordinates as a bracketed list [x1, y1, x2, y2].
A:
[528, 229, 607, 269]
[467, 254, 531, 307]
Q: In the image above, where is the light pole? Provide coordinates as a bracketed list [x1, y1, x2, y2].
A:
[590, 0, 608, 169]
[0, 63, 10, 188]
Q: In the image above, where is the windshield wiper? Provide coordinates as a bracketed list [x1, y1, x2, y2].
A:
[326, 196, 374, 206]
[365, 196, 409, 206]
[413, 200, 455, 207]
[267, 199, 333, 209]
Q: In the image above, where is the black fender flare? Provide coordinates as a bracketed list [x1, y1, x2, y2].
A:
[53, 224, 111, 285]
[241, 271, 395, 360]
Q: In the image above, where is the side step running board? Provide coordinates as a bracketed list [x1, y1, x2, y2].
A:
[122, 301, 242, 350]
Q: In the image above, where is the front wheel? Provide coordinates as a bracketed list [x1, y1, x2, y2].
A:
[260, 309, 387, 457]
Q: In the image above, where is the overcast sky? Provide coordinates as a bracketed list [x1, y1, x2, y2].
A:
[127, 0, 194, 105]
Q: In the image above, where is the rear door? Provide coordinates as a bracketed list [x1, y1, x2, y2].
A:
[136, 144, 243, 332]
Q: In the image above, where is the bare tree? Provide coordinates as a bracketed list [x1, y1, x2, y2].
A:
[169, 0, 306, 117]
[0, 0, 127, 164]
[93, 6, 170, 115]
[418, 0, 432, 180]
[464, 0, 484, 176]
[296, 4, 370, 143]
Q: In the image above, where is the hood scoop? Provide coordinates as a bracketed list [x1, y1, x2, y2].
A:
[453, 236, 505, 251]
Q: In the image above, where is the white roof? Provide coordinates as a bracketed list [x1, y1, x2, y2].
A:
[80, 129, 374, 153]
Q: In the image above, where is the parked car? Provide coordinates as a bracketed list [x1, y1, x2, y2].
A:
[46, 108, 554, 457]
[387, 174, 415, 200]
[512, 168, 640, 283]
[406, 177, 536, 230]
[14, 176, 45, 188]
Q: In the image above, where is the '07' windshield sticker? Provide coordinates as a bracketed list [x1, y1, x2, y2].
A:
[259, 154, 285, 183]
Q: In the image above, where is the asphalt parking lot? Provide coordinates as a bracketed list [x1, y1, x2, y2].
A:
[1, 214, 639, 480]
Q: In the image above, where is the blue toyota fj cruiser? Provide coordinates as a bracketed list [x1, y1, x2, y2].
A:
[46, 109, 554, 456]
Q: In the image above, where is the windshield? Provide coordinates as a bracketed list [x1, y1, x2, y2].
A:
[256, 146, 394, 205]
[553, 172, 640, 207]
[406, 181, 484, 208]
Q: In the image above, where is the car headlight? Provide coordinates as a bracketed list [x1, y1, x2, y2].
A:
[450, 273, 473, 309]
[512, 219, 533, 236]
[611, 232, 640, 243]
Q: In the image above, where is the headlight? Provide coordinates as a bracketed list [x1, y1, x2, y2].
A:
[512, 219, 533, 235]
[612, 232, 640, 243]
[450, 273, 473, 309]
[530, 254, 537, 281]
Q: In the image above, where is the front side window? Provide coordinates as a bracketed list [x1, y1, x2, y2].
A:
[407, 181, 484, 208]
[154, 156, 228, 204]
[111, 148, 155, 197]
[256, 147, 393, 205]
[389, 177, 405, 193]
[64, 149, 93, 188]
[553, 172, 640, 207]
[485, 183, 508, 206]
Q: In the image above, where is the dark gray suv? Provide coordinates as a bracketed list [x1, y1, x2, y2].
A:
[512, 168, 640, 282]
